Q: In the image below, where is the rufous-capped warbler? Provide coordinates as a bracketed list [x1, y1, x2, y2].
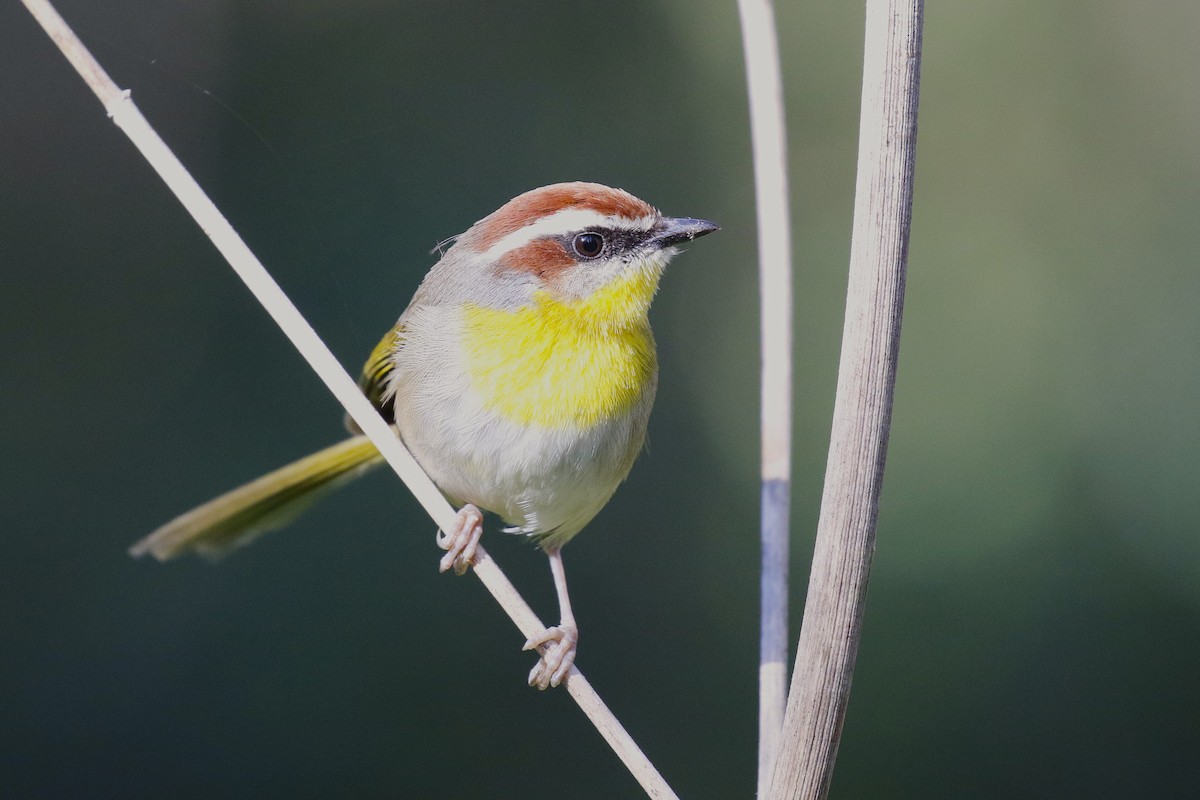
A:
[131, 182, 718, 688]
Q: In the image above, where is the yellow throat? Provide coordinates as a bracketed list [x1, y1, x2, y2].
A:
[462, 265, 661, 429]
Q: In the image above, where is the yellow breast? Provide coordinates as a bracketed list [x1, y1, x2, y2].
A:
[461, 268, 660, 429]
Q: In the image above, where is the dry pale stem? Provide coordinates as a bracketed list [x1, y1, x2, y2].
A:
[21, 1, 678, 796]
[767, 1, 924, 798]
[736, 0, 796, 793]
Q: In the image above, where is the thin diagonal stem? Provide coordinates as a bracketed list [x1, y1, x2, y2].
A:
[20, 2, 678, 797]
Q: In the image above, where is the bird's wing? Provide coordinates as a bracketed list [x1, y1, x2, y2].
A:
[346, 323, 404, 430]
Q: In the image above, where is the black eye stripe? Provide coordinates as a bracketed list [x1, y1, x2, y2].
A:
[606, 230, 645, 251]
[565, 228, 652, 260]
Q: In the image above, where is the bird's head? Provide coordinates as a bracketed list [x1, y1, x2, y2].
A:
[433, 182, 718, 328]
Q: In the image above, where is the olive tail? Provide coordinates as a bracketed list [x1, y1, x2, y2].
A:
[130, 435, 385, 561]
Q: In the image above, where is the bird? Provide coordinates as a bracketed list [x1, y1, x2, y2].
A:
[130, 181, 718, 689]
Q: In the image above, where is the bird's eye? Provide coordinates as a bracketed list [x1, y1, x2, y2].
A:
[572, 232, 605, 259]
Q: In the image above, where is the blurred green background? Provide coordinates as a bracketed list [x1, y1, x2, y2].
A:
[3, 1, 1198, 797]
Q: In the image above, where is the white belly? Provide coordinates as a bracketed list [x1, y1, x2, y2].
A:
[389, 306, 654, 547]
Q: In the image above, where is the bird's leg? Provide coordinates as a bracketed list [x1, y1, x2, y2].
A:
[524, 547, 579, 690]
[436, 504, 483, 576]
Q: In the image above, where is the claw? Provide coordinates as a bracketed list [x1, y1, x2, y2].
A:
[436, 504, 483, 575]
[524, 625, 578, 690]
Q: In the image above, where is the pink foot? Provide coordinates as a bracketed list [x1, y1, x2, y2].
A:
[523, 624, 578, 690]
[436, 504, 483, 576]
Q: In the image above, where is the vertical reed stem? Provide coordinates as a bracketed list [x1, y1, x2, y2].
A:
[735, 0, 795, 794]
[767, 1, 924, 797]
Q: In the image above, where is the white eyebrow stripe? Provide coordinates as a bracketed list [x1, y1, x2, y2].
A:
[479, 209, 659, 260]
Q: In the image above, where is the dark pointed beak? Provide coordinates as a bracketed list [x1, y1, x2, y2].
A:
[650, 217, 720, 249]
